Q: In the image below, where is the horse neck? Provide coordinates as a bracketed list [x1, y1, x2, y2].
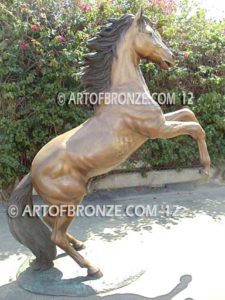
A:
[110, 42, 148, 93]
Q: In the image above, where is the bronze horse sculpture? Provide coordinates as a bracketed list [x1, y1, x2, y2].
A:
[8, 9, 211, 279]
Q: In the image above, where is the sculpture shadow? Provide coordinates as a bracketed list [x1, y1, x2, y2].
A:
[0, 270, 192, 300]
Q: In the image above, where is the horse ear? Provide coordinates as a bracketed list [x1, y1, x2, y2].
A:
[134, 7, 143, 23]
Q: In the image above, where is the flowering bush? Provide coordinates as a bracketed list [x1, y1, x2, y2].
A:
[0, 0, 225, 187]
[151, 0, 176, 14]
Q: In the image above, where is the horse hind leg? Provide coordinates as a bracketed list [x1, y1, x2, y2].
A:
[50, 202, 103, 278]
[43, 212, 86, 251]
[164, 108, 199, 123]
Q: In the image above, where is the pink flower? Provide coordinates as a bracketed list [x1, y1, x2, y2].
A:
[31, 25, 40, 31]
[152, 156, 158, 161]
[151, 0, 176, 14]
[223, 30, 225, 35]
[79, 3, 92, 11]
[55, 35, 66, 43]
[168, 0, 175, 5]
[164, 6, 170, 14]
[20, 41, 28, 49]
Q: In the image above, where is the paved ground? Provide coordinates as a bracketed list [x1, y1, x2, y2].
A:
[1, 182, 225, 300]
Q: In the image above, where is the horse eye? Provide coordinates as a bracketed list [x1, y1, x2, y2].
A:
[145, 26, 153, 36]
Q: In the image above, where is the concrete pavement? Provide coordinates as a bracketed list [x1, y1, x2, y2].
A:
[1, 182, 225, 300]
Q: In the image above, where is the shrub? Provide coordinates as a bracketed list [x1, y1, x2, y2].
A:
[0, 0, 225, 187]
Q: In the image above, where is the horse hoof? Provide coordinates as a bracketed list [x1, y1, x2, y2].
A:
[29, 259, 41, 270]
[199, 168, 210, 178]
[71, 243, 86, 251]
[39, 261, 54, 271]
[87, 269, 103, 279]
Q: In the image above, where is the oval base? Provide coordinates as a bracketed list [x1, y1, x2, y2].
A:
[17, 243, 147, 297]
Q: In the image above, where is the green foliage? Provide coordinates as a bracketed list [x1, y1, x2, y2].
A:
[0, 0, 225, 187]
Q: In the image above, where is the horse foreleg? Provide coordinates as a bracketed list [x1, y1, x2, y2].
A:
[164, 108, 199, 123]
[51, 212, 103, 278]
[43, 212, 85, 251]
[156, 120, 211, 176]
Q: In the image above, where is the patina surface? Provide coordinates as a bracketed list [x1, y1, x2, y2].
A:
[8, 9, 211, 279]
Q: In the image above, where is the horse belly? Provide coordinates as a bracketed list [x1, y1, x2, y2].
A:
[84, 135, 146, 177]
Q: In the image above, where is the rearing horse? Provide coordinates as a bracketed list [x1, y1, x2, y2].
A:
[8, 9, 211, 279]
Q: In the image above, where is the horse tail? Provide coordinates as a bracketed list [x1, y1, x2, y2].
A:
[7, 173, 56, 270]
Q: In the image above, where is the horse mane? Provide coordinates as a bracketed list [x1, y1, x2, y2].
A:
[80, 14, 134, 100]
